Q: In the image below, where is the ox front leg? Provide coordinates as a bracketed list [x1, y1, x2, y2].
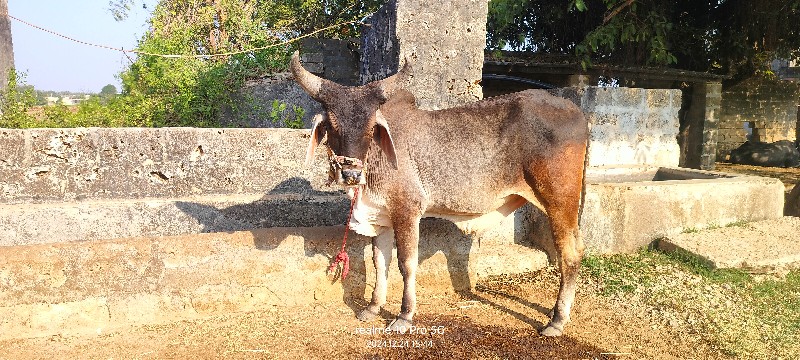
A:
[357, 231, 394, 322]
[388, 217, 421, 333]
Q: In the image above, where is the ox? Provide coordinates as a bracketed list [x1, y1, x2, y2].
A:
[729, 140, 800, 168]
[291, 52, 589, 337]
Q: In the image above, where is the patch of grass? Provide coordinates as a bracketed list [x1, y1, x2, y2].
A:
[581, 251, 656, 296]
[581, 250, 800, 359]
[681, 227, 700, 234]
[724, 220, 749, 228]
[657, 246, 751, 284]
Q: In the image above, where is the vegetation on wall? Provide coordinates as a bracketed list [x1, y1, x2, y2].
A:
[1, 0, 382, 128]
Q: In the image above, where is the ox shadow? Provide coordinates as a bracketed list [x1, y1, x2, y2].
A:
[175, 177, 555, 326]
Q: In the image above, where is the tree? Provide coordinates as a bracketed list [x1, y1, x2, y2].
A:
[114, 0, 383, 126]
[487, 0, 800, 80]
[100, 84, 118, 97]
[1, 0, 15, 94]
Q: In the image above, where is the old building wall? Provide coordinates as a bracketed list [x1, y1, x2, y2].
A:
[718, 78, 800, 160]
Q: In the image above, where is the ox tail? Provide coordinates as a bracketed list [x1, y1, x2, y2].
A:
[577, 132, 590, 230]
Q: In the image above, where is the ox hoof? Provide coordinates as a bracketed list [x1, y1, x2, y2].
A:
[357, 308, 380, 322]
[388, 318, 413, 334]
[540, 323, 564, 337]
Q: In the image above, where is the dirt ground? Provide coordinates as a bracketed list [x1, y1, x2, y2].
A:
[1, 162, 795, 360]
[0, 268, 720, 360]
[714, 162, 800, 191]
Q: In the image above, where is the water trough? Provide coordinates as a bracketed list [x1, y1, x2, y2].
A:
[574, 166, 784, 254]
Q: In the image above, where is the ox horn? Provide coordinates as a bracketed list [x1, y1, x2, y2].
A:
[290, 51, 326, 100]
[377, 56, 413, 100]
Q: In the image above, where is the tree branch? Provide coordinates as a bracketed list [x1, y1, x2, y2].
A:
[604, 0, 636, 24]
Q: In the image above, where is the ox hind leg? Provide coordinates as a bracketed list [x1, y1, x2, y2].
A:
[524, 155, 586, 337]
[357, 231, 394, 322]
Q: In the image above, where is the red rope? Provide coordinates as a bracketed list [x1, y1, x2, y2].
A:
[329, 187, 359, 280]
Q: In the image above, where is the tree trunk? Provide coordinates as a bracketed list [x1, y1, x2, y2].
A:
[0, 0, 14, 93]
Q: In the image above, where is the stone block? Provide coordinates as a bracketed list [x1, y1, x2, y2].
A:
[612, 87, 644, 108]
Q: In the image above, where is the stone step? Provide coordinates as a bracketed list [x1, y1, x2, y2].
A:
[0, 193, 349, 247]
[657, 216, 800, 275]
[0, 225, 549, 341]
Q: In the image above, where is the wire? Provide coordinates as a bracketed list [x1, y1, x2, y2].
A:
[4, 13, 362, 59]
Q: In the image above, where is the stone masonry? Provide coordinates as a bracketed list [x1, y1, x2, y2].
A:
[718, 77, 800, 160]
[360, 0, 487, 110]
[552, 87, 683, 168]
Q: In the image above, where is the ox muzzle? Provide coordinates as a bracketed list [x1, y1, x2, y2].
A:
[328, 150, 366, 187]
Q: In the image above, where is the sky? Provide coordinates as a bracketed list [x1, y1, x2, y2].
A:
[7, 1, 156, 93]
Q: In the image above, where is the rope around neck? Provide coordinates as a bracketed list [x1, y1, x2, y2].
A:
[328, 187, 359, 280]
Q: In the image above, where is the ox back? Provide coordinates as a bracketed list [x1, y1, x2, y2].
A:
[290, 52, 590, 337]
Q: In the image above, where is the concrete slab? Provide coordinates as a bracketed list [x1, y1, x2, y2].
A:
[0, 226, 547, 340]
[657, 217, 800, 275]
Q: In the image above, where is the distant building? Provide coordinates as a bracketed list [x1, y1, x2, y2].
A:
[771, 59, 800, 81]
[45, 95, 91, 106]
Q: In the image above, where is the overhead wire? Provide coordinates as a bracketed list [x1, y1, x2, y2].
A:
[3, 12, 362, 59]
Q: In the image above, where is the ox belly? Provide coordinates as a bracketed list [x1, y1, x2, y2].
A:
[347, 189, 530, 237]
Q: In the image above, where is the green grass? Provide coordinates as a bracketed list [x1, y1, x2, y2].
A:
[581, 250, 800, 359]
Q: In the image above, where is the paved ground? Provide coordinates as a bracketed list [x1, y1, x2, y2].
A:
[656, 163, 800, 275]
[659, 216, 800, 275]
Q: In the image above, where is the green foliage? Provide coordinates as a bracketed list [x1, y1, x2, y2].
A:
[2, 0, 383, 129]
[268, 100, 306, 129]
[487, 0, 800, 79]
[100, 84, 118, 97]
[0, 70, 38, 128]
[113, 0, 382, 128]
[117, 0, 291, 127]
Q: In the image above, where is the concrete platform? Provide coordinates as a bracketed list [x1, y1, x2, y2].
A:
[657, 217, 800, 275]
[0, 226, 547, 340]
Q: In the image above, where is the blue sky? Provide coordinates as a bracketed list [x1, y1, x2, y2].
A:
[7, 1, 156, 92]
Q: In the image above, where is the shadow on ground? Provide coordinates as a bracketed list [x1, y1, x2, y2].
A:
[175, 177, 565, 338]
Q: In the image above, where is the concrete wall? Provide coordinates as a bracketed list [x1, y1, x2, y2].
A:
[360, 0, 487, 110]
[718, 78, 800, 160]
[553, 87, 682, 168]
[0, 0, 14, 94]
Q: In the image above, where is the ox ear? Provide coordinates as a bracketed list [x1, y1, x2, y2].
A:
[305, 113, 327, 167]
[374, 110, 398, 169]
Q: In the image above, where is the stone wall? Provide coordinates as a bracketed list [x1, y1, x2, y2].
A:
[360, 0, 487, 110]
[218, 38, 359, 128]
[552, 87, 682, 168]
[718, 78, 800, 160]
[0, 86, 683, 247]
[678, 82, 722, 170]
